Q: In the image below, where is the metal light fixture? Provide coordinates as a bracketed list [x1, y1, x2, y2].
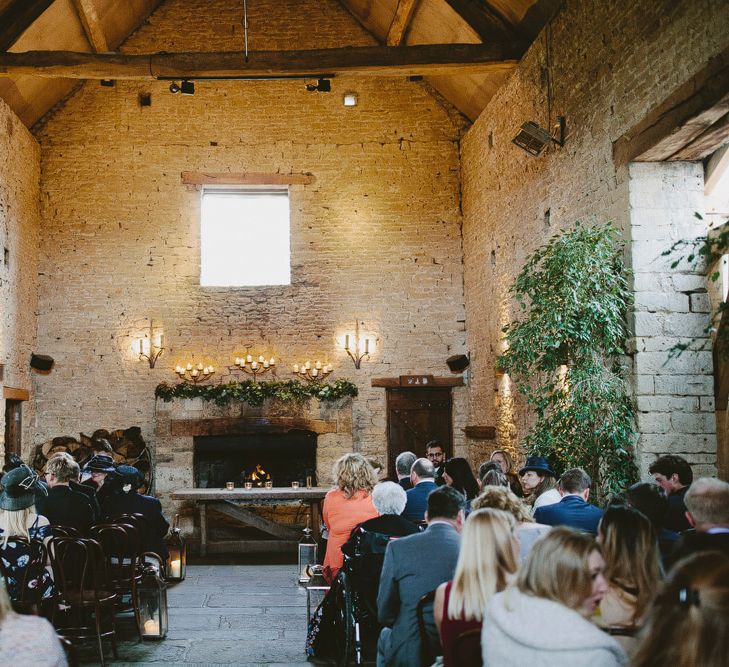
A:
[343, 320, 373, 369]
[343, 92, 357, 107]
[137, 555, 169, 640]
[165, 515, 186, 582]
[175, 361, 215, 384]
[293, 360, 333, 382]
[512, 117, 565, 156]
[306, 78, 331, 92]
[169, 80, 194, 95]
[231, 345, 276, 382]
[137, 323, 165, 368]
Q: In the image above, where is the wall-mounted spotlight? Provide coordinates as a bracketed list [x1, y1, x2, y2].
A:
[512, 116, 565, 156]
[169, 80, 195, 95]
[306, 78, 331, 93]
[343, 92, 358, 107]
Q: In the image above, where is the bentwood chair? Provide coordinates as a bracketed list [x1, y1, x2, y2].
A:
[0, 536, 54, 618]
[48, 536, 118, 666]
[452, 628, 482, 666]
[416, 589, 440, 667]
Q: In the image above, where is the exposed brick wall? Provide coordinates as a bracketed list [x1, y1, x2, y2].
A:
[32, 0, 469, 474]
[461, 0, 728, 474]
[0, 98, 41, 453]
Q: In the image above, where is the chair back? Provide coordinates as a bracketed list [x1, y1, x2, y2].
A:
[48, 536, 108, 600]
[89, 523, 141, 585]
[0, 536, 48, 607]
[52, 525, 82, 539]
[416, 589, 439, 667]
[452, 628, 482, 667]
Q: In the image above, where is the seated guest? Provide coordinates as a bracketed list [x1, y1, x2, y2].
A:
[648, 454, 693, 533]
[426, 441, 447, 485]
[596, 506, 662, 655]
[472, 485, 550, 561]
[0, 577, 67, 666]
[377, 486, 463, 667]
[669, 477, 729, 565]
[477, 461, 500, 487]
[434, 509, 518, 667]
[37, 454, 94, 534]
[0, 466, 55, 603]
[322, 453, 378, 582]
[482, 469, 509, 488]
[518, 456, 561, 511]
[489, 449, 523, 496]
[394, 451, 417, 491]
[367, 457, 387, 482]
[101, 465, 170, 560]
[82, 454, 117, 506]
[3, 455, 47, 509]
[402, 458, 439, 523]
[632, 551, 729, 667]
[443, 457, 480, 506]
[482, 527, 626, 667]
[534, 468, 603, 535]
[624, 481, 679, 563]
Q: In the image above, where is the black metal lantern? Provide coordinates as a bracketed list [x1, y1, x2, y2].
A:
[298, 527, 317, 584]
[137, 557, 169, 640]
[166, 514, 186, 582]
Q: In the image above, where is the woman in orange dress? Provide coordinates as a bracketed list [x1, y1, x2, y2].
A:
[322, 453, 378, 582]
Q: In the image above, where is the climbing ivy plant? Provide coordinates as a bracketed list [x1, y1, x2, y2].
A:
[497, 222, 638, 504]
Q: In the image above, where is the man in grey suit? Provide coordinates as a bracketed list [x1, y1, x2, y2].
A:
[376, 485, 464, 666]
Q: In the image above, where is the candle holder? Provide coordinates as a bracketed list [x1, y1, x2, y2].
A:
[293, 360, 333, 383]
[137, 322, 165, 369]
[343, 320, 372, 369]
[231, 345, 275, 382]
[175, 361, 215, 384]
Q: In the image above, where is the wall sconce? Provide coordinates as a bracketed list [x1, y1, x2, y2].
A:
[293, 360, 333, 382]
[343, 321, 373, 369]
[512, 117, 565, 156]
[231, 346, 276, 382]
[137, 325, 165, 368]
[175, 362, 215, 384]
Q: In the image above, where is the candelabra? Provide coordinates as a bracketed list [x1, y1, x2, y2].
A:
[343, 320, 372, 369]
[175, 362, 215, 384]
[232, 346, 276, 382]
[137, 324, 165, 368]
[293, 360, 333, 382]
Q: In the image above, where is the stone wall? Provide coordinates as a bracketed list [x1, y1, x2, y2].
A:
[32, 0, 468, 473]
[461, 0, 729, 473]
[0, 97, 40, 452]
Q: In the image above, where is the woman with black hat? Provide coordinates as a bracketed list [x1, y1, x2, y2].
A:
[0, 465, 55, 603]
[81, 453, 117, 506]
[518, 456, 561, 512]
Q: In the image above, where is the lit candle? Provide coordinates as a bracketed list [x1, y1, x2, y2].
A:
[293, 364, 299, 373]
[269, 357, 275, 366]
[186, 363, 193, 371]
[235, 357, 241, 366]
[139, 339, 144, 354]
[209, 366, 215, 373]
[315, 361, 322, 370]
[197, 362, 203, 371]
[312, 368, 318, 377]
[344, 335, 350, 351]
[169, 559, 181, 578]
[192, 369, 199, 377]
[263, 361, 269, 368]
[251, 361, 258, 369]
[258, 355, 265, 363]
[305, 361, 311, 370]
[365, 339, 370, 354]
[143, 618, 160, 635]
[203, 367, 209, 374]
[157, 333, 164, 349]
[246, 354, 253, 363]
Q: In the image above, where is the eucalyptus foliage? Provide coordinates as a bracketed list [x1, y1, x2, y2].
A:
[498, 222, 637, 503]
[155, 378, 358, 407]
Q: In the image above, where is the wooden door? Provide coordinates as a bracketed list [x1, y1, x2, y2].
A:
[386, 387, 453, 480]
[4, 400, 22, 465]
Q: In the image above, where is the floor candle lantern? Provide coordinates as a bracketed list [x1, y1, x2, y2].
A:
[138, 557, 169, 640]
[166, 514, 186, 581]
[298, 526, 317, 584]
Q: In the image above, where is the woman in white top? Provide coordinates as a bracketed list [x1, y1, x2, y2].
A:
[518, 456, 561, 511]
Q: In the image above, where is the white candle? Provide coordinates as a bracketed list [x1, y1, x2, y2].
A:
[315, 360, 322, 370]
[169, 559, 181, 578]
[251, 361, 258, 370]
[258, 355, 265, 363]
[246, 354, 253, 363]
[305, 361, 311, 370]
[365, 338, 370, 354]
[197, 362, 203, 370]
[293, 364, 299, 373]
[186, 363, 192, 371]
[263, 361, 269, 368]
[209, 366, 215, 373]
[139, 339, 144, 354]
[270, 357, 276, 366]
[344, 335, 350, 351]
[203, 367, 209, 374]
[312, 368, 318, 377]
[143, 619, 160, 635]
[192, 369, 198, 377]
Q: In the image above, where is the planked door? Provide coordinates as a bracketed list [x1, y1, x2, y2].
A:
[4, 400, 22, 465]
[386, 387, 453, 480]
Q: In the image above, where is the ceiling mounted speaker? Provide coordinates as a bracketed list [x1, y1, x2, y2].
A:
[30, 354, 54, 372]
[446, 354, 469, 373]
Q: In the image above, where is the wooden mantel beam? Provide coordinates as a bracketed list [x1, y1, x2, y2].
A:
[0, 43, 523, 80]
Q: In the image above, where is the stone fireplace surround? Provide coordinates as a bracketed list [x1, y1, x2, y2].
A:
[153, 396, 353, 539]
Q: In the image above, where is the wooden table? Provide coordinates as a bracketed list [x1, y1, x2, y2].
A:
[171, 487, 328, 556]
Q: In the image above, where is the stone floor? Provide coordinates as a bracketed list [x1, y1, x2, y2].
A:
[78, 564, 315, 666]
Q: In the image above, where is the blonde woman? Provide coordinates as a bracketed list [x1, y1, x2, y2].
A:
[472, 486, 551, 561]
[483, 527, 627, 666]
[434, 509, 518, 667]
[596, 506, 662, 654]
[0, 578, 67, 665]
[322, 453, 378, 582]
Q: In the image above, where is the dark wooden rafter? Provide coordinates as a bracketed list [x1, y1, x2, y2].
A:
[71, 0, 109, 53]
[386, 0, 420, 47]
[0, 43, 521, 79]
[443, 0, 523, 42]
[0, 0, 54, 52]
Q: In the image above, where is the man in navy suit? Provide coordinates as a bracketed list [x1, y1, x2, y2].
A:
[402, 458, 438, 523]
[377, 486, 463, 666]
[395, 451, 416, 491]
[534, 468, 603, 535]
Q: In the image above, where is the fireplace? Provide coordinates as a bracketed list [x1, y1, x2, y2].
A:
[193, 431, 317, 488]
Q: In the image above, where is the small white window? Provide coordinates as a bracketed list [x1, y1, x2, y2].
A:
[200, 188, 291, 287]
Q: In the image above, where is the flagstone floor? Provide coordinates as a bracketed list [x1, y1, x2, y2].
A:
[78, 564, 316, 666]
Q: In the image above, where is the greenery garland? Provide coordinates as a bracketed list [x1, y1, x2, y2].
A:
[155, 378, 358, 407]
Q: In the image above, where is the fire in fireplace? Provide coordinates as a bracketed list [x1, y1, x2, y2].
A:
[193, 432, 317, 488]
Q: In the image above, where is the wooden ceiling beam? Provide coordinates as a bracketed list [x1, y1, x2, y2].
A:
[0, 44, 522, 79]
[0, 0, 54, 52]
[71, 0, 109, 53]
[386, 0, 420, 47]
[443, 0, 523, 43]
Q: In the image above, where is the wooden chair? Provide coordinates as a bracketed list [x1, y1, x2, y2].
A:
[48, 536, 117, 666]
[51, 525, 82, 539]
[452, 628, 482, 667]
[416, 589, 439, 667]
[0, 536, 55, 618]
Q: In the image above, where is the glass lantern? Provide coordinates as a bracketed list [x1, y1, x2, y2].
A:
[166, 514, 186, 582]
[298, 527, 317, 584]
[137, 560, 169, 640]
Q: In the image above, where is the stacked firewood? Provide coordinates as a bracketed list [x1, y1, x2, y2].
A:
[30, 426, 153, 491]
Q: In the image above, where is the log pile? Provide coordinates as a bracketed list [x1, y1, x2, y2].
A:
[30, 426, 153, 492]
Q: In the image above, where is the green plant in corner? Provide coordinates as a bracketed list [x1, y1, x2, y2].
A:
[497, 222, 637, 504]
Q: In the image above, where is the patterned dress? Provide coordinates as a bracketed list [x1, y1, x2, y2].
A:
[0, 520, 55, 602]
